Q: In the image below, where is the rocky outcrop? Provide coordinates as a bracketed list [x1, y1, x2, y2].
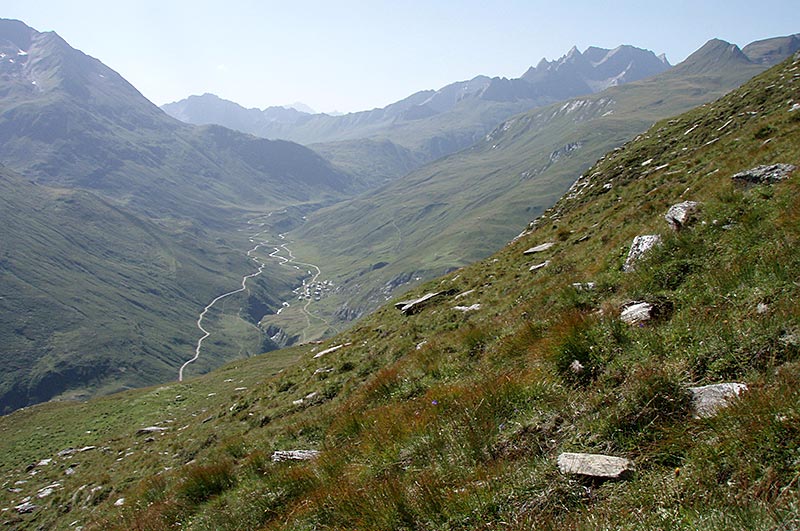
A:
[623, 235, 662, 272]
[689, 382, 748, 418]
[557, 452, 635, 479]
[665, 201, 701, 230]
[732, 164, 795, 185]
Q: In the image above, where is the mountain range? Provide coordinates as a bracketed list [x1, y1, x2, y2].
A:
[163, 44, 671, 175]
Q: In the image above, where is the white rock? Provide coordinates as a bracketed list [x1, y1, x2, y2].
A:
[523, 242, 556, 255]
[571, 282, 596, 291]
[114, 498, 125, 506]
[557, 452, 634, 479]
[689, 383, 748, 418]
[620, 302, 654, 325]
[453, 304, 481, 312]
[529, 260, 550, 272]
[665, 201, 700, 230]
[623, 235, 662, 272]
[136, 426, 168, 435]
[271, 450, 320, 462]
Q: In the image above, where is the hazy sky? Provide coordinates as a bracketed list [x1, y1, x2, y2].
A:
[3, 1, 798, 113]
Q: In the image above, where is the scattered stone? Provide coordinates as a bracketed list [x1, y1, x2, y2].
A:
[416, 340, 429, 350]
[557, 452, 635, 479]
[757, 303, 769, 314]
[37, 483, 61, 498]
[623, 235, 662, 272]
[732, 164, 796, 185]
[790, 103, 800, 112]
[313, 367, 334, 375]
[689, 383, 748, 418]
[395, 290, 457, 316]
[114, 498, 125, 507]
[234, 387, 247, 391]
[453, 304, 481, 312]
[665, 201, 701, 230]
[271, 450, 320, 462]
[313, 342, 351, 359]
[14, 500, 37, 514]
[523, 242, 556, 255]
[65, 468, 76, 476]
[571, 282, 596, 291]
[454, 289, 475, 300]
[136, 426, 168, 436]
[620, 301, 654, 325]
[36, 459, 52, 467]
[529, 260, 550, 272]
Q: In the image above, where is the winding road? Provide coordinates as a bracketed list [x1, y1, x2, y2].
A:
[178, 212, 330, 381]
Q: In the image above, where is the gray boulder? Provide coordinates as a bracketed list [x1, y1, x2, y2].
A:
[689, 382, 748, 418]
[732, 164, 796, 185]
[665, 201, 701, 230]
[557, 452, 634, 479]
[623, 235, 662, 272]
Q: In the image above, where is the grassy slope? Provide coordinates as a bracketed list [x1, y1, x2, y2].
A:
[1, 53, 798, 530]
[281, 40, 769, 338]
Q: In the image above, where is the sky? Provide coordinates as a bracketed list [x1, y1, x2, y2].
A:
[3, 1, 798, 113]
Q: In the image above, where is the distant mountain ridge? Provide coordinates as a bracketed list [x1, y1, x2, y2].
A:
[162, 44, 672, 165]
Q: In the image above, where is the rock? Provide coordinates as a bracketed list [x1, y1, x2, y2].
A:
[620, 301, 654, 325]
[689, 383, 748, 418]
[732, 164, 796, 185]
[665, 201, 701, 230]
[623, 235, 662, 272]
[37, 483, 60, 498]
[14, 500, 38, 514]
[395, 290, 456, 316]
[571, 282, 596, 291]
[271, 450, 320, 462]
[136, 426, 168, 435]
[114, 498, 125, 506]
[36, 459, 52, 467]
[557, 452, 635, 479]
[756, 303, 769, 314]
[523, 242, 556, 255]
[529, 260, 550, 272]
[453, 304, 481, 312]
[454, 289, 475, 300]
[313, 342, 351, 359]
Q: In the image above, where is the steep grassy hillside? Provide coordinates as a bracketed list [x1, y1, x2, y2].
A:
[282, 38, 785, 339]
[1, 51, 798, 531]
